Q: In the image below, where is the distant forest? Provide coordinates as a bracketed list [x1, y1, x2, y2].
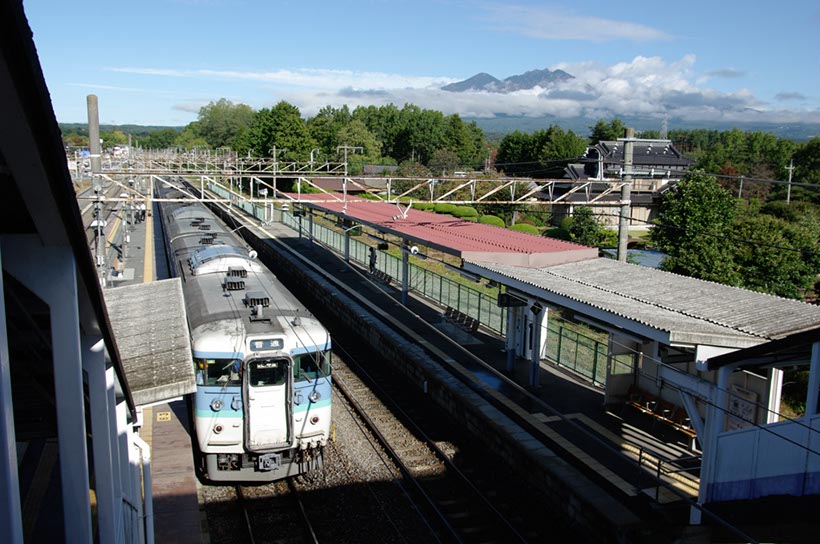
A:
[58, 100, 820, 197]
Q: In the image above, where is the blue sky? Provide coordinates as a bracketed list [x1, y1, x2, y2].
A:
[23, 0, 820, 127]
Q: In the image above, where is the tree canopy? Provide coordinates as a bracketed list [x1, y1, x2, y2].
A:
[195, 99, 255, 149]
[649, 171, 819, 298]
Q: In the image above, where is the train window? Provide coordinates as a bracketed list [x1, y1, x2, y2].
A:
[248, 359, 288, 387]
[292, 350, 331, 382]
[204, 359, 243, 386]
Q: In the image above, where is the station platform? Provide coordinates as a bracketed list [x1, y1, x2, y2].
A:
[106, 202, 203, 544]
[217, 208, 704, 525]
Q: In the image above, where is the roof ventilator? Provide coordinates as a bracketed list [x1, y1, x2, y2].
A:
[224, 278, 245, 291]
[245, 291, 270, 308]
[198, 224, 211, 230]
[228, 266, 248, 278]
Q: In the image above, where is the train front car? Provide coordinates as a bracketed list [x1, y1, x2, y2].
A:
[159, 184, 331, 482]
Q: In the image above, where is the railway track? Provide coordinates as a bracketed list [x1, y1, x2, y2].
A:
[234, 480, 319, 544]
[331, 339, 569, 543]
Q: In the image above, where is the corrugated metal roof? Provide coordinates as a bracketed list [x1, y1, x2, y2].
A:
[467, 258, 819, 347]
[104, 278, 196, 405]
[297, 197, 598, 267]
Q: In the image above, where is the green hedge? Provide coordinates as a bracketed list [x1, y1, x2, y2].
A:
[509, 223, 540, 235]
[452, 206, 479, 219]
[479, 215, 505, 227]
[434, 203, 457, 214]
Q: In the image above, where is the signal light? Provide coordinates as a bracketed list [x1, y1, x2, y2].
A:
[310, 416, 320, 425]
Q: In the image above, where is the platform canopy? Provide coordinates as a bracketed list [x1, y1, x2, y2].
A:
[465, 258, 820, 349]
[295, 197, 598, 268]
[104, 278, 195, 405]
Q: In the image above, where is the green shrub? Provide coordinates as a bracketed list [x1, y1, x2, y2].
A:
[559, 216, 574, 230]
[521, 214, 546, 227]
[599, 230, 618, 248]
[543, 227, 570, 240]
[452, 206, 479, 219]
[479, 215, 505, 227]
[434, 203, 457, 214]
[509, 223, 540, 235]
[413, 202, 433, 211]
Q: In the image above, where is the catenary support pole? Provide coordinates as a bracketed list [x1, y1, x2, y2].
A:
[87, 95, 101, 175]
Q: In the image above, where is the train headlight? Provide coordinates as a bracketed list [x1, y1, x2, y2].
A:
[213, 424, 223, 434]
[308, 391, 321, 403]
[210, 398, 223, 411]
[310, 416, 320, 425]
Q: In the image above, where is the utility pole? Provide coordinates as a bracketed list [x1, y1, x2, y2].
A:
[617, 127, 634, 262]
[786, 159, 795, 204]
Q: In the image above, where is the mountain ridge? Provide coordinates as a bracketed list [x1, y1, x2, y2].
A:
[442, 67, 574, 93]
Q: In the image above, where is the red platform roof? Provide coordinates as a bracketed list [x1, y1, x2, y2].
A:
[290, 195, 598, 268]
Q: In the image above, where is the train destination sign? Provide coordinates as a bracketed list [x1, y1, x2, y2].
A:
[250, 338, 285, 352]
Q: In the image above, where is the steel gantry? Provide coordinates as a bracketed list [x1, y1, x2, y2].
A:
[76, 149, 635, 208]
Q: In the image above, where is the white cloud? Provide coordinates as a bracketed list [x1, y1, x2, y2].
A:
[112, 56, 818, 126]
[68, 83, 155, 93]
[478, 4, 671, 42]
[109, 66, 455, 91]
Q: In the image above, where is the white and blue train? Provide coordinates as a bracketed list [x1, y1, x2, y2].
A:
[158, 182, 332, 481]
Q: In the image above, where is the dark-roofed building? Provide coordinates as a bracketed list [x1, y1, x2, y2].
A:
[556, 140, 694, 227]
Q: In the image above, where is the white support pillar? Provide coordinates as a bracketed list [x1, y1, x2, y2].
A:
[529, 304, 544, 387]
[806, 341, 820, 418]
[0, 247, 24, 544]
[767, 368, 784, 424]
[505, 306, 516, 373]
[691, 365, 731, 525]
[116, 400, 134, 540]
[401, 245, 409, 306]
[0, 237, 92, 542]
[105, 365, 124, 539]
[82, 336, 116, 543]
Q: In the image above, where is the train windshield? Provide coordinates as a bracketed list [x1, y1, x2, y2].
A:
[199, 358, 243, 386]
[247, 358, 289, 387]
[292, 350, 331, 382]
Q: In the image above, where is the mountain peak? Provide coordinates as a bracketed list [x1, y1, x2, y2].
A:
[441, 73, 501, 92]
[442, 67, 574, 93]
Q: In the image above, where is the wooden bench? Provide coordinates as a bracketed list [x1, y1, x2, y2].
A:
[625, 386, 698, 448]
[442, 307, 481, 334]
[372, 270, 391, 285]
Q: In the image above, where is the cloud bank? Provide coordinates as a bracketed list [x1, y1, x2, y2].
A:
[115, 55, 817, 125]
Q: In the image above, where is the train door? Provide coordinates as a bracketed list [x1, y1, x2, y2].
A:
[243, 358, 292, 452]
